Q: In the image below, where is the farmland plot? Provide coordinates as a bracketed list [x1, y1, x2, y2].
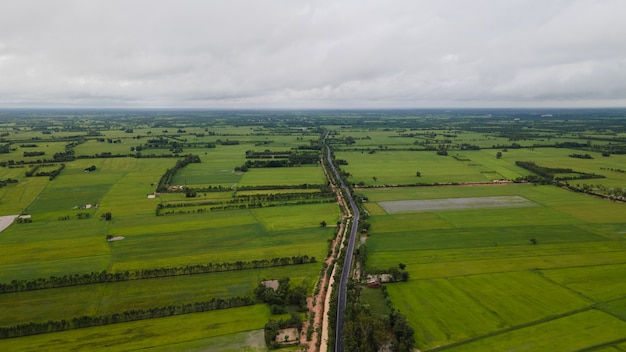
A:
[361, 183, 626, 350]
[378, 195, 537, 213]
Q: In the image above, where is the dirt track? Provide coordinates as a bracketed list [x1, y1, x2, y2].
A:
[300, 152, 351, 352]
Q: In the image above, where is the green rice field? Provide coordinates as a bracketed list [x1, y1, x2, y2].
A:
[362, 183, 626, 350]
[0, 117, 340, 350]
[2, 111, 626, 351]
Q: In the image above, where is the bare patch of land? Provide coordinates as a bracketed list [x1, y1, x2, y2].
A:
[106, 236, 126, 242]
[379, 196, 537, 214]
[276, 327, 299, 344]
[0, 215, 19, 233]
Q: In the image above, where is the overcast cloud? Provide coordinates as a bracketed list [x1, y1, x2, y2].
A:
[1, 0, 625, 108]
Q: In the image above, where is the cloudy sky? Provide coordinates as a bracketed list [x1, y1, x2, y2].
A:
[1, 0, 625, 109]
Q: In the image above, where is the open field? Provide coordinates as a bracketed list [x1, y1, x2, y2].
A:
[378, 195, 537, 213]
[2, 110, 626, 350]
[361, 184, 626, 349]
[540, 263, 626, 302]
[0, 263, 318, 327]
[386, 272, 593, 350]
[239, 166, 326, 186]
[448, 310, 626, 352]
[171, 145, 248, 187]
[336, 145, 626, 189]
[0, 114, 343, 350]
[335, 150, 505, 185]
[0, 305, 277, 352]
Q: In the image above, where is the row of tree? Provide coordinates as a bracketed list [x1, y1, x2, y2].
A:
[569, 153, 593, 159]
[0, 296, 254, 339]
[188, 183, 326, 194]
[23, 151, 45, 157]
[170, 199, 334, 214]
[339, 277, 415, 352]
[515, 161, 605, 182]
[155, 154, 201, 192]
[0, 178, 18, 188]
[235, 152, 320, 171]
[24, 163, 65, 180]
[0, 255, 316, 294]
[158, 191, 333, 209]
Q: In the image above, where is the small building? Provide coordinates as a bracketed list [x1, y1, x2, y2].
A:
[367, 280, 381, 288]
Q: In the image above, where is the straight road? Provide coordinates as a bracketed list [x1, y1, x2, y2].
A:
[322, 133, 360, 352]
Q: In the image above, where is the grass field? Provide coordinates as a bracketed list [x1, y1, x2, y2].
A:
[0, 263, 319, 327]
[238, 166, 326, 186]
[337, 146, 626, 188]
[336, 150, 501, 185]
[0, 121, 339, 350]
[171, 145, 248, 187]
[3, 113, 626, 350]
[0, 305, 276, 352]
[361, 182, 626, 350]
[448, 310, 626, 352]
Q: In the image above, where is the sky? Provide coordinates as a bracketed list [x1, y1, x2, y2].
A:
[0, 0, 625, 109]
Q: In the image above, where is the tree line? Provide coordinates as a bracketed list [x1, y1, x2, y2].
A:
[515, 161, 605, 182]
[157, 198, 335, 215]
[187, 183, 326, 194]
[0, 255, 315, 294]
[23, 151, 45, 157]
[155, 154, 201, 192]
[0, 178, 18, 188]
[158, 191, 332, 210]
[235, 151, 320, 171]
[24, 163, 65, 180]
[0, 296, 254, 339]
[341, 283, 414, 352]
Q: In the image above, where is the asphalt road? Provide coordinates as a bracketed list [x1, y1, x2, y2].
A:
[322, 133, 360, 352]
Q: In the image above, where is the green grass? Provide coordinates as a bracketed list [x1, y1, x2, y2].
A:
[367, 240, 626, 269]
[597, 297, 626, 321]
[238, 166, 326, 186]
[448, 310, 626, 352]
[0, 256, 111, 282]
[145, 329, 268, 352]
[5, 118, 626, 351]
[387, 278, 506, 349]
[386, 271, 593, 350]
[110, 225, 333, 272]
[540, 264, 626, 302]
[251, 203, 340, 231]
[366, 224, 605, 253]
[73, 139, 141, 156]
[337, 150, 495, 185]
[360, 287, 391, 316]
[450, 271, 592, 326]
[171, 145, 248, 187]
[0, 305, 274, 352]
[0, 263, 319, 327]
[0, 177, 48, 214]
[236, 188, 321, 196]
[362, 183, 626, 350]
